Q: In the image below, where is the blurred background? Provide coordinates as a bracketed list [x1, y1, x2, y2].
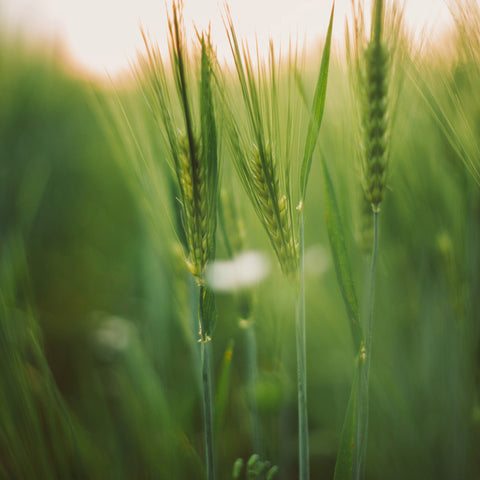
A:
[0, 0, 453, 76]
[1, 0, 480, 479]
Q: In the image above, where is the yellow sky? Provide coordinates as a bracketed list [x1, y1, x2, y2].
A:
[1, 0, 458, 76]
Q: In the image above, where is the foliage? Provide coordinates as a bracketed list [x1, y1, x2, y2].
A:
[1, 5, 480, 479]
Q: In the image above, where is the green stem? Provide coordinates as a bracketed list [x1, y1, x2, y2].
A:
[365, 211, 379, 367]
[372, 0, 384, 45]
[296, 211, 309, 480]
[191, 274, 202, 392]
[245, 321, 262, 456]
[199, 286, 216, 480]
[353, 209, 379, 480]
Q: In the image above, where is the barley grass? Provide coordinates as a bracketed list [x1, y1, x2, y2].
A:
[222, 9, 299, 278]
[5, 4, 480, 477]
[352, 0, 389, 475]
[356, 192, 375, 257]
[331, 1, 403, 478]
[222, 7, 334, 479]
[134, 3, 220, 478]
[417, 0, 480, 186]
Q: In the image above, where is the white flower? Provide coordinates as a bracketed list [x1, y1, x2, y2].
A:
[207, 251, 270, 292]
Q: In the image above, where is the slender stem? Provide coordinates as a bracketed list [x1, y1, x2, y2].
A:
[296, 212, 309, 480]
[245, 321, 262, 456]
[353, 209, 379, 480]
[190, 273, 202, 392]
[366, 210, 379, 362]
[372, 0, 384, 46]
[199, 286, 216, 480]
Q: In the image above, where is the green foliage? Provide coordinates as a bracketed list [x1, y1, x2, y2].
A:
[321, 153, 363, 350]
[1, 4, 480, 480]
[416, 0, 480, 186]
[300, 4, 334, 202]
[333, 362, 359, 480]
[135, 3, 219, 290]
[221, 30, 295, 274]
[232, 454, 278, 480]
[0, 238, 86, 479]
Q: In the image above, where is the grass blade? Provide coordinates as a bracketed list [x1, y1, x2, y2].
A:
[300, 2, 334, 202]
[201, 336, 216, 480]
[320, 152, 363, 350]
[352, 210, 379, 480]
[296, 212, 309, 480]
[334, 361, 360, 480]
[199, 33, 220, 261]
[200, 285, 217, 340]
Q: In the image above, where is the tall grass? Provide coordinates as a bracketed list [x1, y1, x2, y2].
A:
[2, 2, 480, 479]
[417, 0, 480, 185]
[133, 4, 220, 478]
[221, 6, 334, 479]
[0, 236, 87, 479]
[330, 0, 405, 478]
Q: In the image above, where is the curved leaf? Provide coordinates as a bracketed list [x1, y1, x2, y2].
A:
[334, 362, 359, 480]
[320, 152, 363, 350]
[300, 2, 335, 202]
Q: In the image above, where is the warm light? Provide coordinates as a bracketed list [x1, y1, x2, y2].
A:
[1, 0, 460, 77]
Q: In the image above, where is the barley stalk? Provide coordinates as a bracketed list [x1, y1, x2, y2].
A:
[199, 285, 216, 479]
[222, 8, 334, 480]
[345, 1, 392, 478]
[134, 3, 219, 478]
[296, 211, 309, 480]
[352, 208, 379, 480]
[356, 192, 374, 256]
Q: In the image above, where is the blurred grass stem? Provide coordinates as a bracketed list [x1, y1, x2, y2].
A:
[354, 209, 379, 480]
[296, 211, 309, 480]
[200, 285, 216, 480]
[245, 321, 262, 455]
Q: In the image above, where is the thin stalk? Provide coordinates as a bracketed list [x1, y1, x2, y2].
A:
[296, 211, 309, 480]
[245, 321, 262, 456]
[199, 285, 216, 480]
[353, 209, 379, 480]
[190, 273, 202, 392]
[365, 210, 379, 369]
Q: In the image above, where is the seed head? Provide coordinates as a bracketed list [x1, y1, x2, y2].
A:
[348, 0, 395, 213]
[178, 135, 210, 281]
[362, 39, 389, 211]
[250, 144, 297, 276]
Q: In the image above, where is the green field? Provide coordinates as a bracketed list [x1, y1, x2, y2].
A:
[1, 1, 480, 479]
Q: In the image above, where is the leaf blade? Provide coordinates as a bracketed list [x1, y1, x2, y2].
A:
[300, 2, 335, 202]
[320, 152, 363, 350]
[200, 285, 217, 339]
[334, 360, 360, 480]
[199, 33, 219, 260]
